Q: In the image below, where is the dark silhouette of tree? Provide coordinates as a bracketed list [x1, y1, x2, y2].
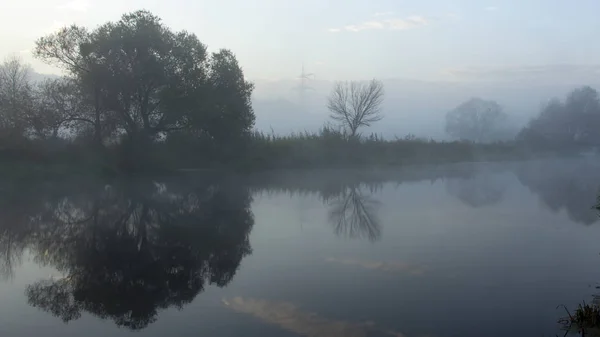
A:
[519, 86, 600, 149]
[445, 97, 507, 143]
[33, 10, 254, 159]
[328, 186, 381, 242]
[20, 178, 254, 330]
[0, 57, 34, 144]
[327, 79, 384, 139]
[516, 160, 600, 226]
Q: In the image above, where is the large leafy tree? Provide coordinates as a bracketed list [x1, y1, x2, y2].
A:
[518, 86, 600, 148]
[34, 10, 254, 150]
[445, 98, 507, 143]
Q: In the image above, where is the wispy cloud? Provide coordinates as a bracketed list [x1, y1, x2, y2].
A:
[443, 64, 600, 81]
[44, 20, 67, 34]
[57, 0, 91, 12]
[325, 257, 429, 275]
[344, 21, 385, 32]
[373, 11, 394, 17]
[485, 6, 498, 11]
[223, 297, 407, 337]
[444, 12, 461, 20]
[329, 15, 429, 33]
[386, 16, 428, 30]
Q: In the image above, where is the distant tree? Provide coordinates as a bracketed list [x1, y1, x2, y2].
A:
[519, 86, 600, 148]
[0, 57, 34, 143]
[445, 170, 506, 208]
[445, 98, 507, 143]
[564, 86, 600, 144]
[34, 10, 254, 155]
[327, 79, 384, 139]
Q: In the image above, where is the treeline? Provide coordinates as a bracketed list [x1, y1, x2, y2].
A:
[246, 84, 600, 169]
[518, 86, 600, 151]
[0, 10, 254, 173]
[1, 10, 598, 174]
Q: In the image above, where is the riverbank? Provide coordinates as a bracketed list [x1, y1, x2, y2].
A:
[0, 131, 588, 178]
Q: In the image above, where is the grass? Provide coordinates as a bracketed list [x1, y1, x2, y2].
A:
[0, 126, 589, 176]
[243, 127, 528, 170]
[558, 302, 600, 336]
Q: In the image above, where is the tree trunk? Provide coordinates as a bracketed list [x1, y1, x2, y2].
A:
[93, 86, 102, 149]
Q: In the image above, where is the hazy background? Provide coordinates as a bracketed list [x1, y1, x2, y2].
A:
[2, 0, 600, 139]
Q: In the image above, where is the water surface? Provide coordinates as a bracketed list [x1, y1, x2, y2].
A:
[1, 159, 600, 337]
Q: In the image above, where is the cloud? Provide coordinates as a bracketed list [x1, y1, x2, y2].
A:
[44, 20, 67, 34]
[223, 297, 407, 337]
[386, 16, 428, 30]
[444, 12, 461, 20]
[485, 6, 498, 11]
[325, 257, 428, 275]
[344, 21, 385, 32]
[329, 15, 429, 33]
[57, 0, 91, 12]
[373, 11, 394, 17]
[443, 64, 600, 81]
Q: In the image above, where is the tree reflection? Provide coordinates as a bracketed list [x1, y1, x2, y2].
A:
[0, 177, 254, 330]
[445, 168, 507, 208]
[517, 160, 600, 225]
[328, 186, 381, 242]
[0, 182, 47, 280]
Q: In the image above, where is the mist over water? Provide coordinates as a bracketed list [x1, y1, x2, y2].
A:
[0, 158, 597, 336]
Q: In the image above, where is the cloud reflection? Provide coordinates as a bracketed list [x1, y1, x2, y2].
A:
[223, 297, 405, 337]
[325, 257, 428, 276]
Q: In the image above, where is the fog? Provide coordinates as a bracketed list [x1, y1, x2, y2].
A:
[2, 3, 600, 336]
[26, 64, 600, 143]
[251, 74, 600, 140]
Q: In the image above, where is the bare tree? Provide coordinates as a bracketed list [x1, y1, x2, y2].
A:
[328, 186, 381, 242]
[327, 79, 384, 139]
[0, 56, 34, 141]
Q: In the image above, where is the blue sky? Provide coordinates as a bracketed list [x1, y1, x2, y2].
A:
[1, 0, 599, 81]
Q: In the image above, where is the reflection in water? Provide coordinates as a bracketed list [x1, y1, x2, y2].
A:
[517, 160, 600, 225]
[1, 161, 600, 335]
[0, 226, 25, 281]
[223, 297, 405, 337]
[325, 257, 428, 276]
[0, 178, 254, 330]
[445, 169, 506, 208]
[328, 187, 381, 242]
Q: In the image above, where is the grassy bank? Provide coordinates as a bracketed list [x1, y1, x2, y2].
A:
[242, 128, 531, 170]
[0, 127, 587, 178]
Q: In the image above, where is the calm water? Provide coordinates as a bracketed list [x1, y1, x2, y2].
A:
[1, 159, 600, 337]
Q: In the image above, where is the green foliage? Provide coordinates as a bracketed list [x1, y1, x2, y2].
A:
[27, 9, 254, 170]
[519, 86, 600, 151]
[559, 302, 600, 336]
[2, 9, 593, 175]
[241, 126, 524, 170]
[445, 97, 507, 142]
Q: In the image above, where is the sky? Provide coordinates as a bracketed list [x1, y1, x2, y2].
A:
[1, 0, 600, 82]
